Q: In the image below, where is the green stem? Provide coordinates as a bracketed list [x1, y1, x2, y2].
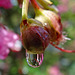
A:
[30, 0, 43, 16]
[37, 0, 59, 13]
[22, 0, 29, 20]
[37, 0, 52, 7]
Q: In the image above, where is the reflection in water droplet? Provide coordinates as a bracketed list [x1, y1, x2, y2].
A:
[26, 51, 44, 68]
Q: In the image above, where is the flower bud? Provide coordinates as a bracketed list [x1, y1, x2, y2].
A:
[30, 0, 63, 43]
[20, 19, 50, 54]
[35, 9, 62, 43]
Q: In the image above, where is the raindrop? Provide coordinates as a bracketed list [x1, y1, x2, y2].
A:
[26, 51, 44, 68]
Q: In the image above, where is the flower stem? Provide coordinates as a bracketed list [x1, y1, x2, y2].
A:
[37, 0, 59, 13]
[30, 0, 43, 17]
[22, 0, 29, 20]
[37, 0, 52, 7]
[17, 0, 23, 8]
[50, 42, 75, 53]
[30, 0, 40, 10]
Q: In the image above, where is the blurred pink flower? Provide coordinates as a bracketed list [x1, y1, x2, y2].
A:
[0, 0, 13, 9]
[59, 0, 69, 4]
[57, 5, 68, 13]
[0, 24, 22, 59]
[57, 0, 69, 13]
[48, 66, 63, 75]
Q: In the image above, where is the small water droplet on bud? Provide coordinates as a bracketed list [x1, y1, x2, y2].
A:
[26, 51, 44, 68]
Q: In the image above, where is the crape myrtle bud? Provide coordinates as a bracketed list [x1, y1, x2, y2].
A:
[30, 0, 63, 43]
[35, 9, 62, 43]
[20, 19, 50, 54]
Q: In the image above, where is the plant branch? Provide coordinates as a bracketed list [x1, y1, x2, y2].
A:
[37, 0, 52, 7]
[22, 0, 29, 20]
[30, 0, 40, 10]
[50, 42, 75, 53]
[37, 0, 59, 13]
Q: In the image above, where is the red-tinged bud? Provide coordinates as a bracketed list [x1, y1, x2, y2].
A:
[36, 10, 62, 43]
[30, 0, 63, 43]
[20, 19, 50, 54]
[29, 0, 75, 55]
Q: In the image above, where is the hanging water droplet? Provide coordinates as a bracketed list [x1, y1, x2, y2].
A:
[26, 51, 44, 68]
